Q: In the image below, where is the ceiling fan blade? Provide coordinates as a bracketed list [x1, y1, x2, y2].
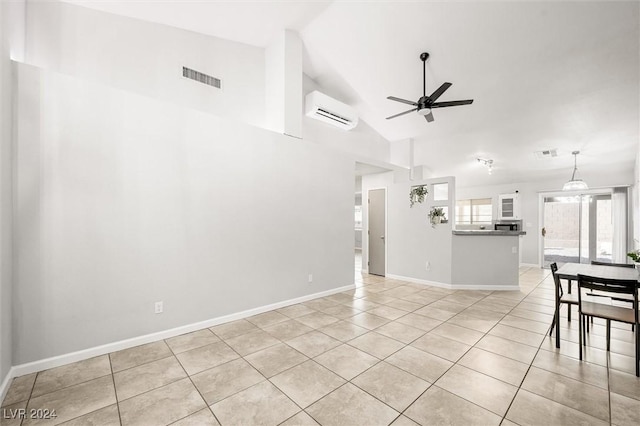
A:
[386, 108, 418, 120]
[430, 99, 474, 108]
[424, 111, 434, 122]
[387, 96, 418, 106]
[428, 82, 452, 102]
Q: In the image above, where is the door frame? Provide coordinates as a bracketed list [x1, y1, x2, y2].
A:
[538, 188, 614, 268]
[366, 187, 387, 276]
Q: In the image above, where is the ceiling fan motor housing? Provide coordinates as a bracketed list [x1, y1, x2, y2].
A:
[417, 96, 431, 115]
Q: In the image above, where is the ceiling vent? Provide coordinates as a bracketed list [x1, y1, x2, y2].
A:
[305, 90, 358, 131]
[534, 149, 558, 159]
[183, 67, 221, 88]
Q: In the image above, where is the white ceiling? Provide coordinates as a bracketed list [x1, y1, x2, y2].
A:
[62, 0, 332, 47]
[62, 1, 639, 187]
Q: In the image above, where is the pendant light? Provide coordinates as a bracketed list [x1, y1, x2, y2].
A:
[563, 151, 588, 191]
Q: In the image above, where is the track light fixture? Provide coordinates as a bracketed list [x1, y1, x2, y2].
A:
[477, 158, 493, 175]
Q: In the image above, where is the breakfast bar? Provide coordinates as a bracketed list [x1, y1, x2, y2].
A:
[451, 230, 526, 289]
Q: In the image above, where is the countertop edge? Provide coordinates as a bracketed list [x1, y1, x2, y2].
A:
[452, 230, 527, 236]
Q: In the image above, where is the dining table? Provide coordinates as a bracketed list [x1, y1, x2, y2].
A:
[553, 263, 639, 348]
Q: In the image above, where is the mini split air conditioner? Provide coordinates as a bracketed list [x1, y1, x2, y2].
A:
[305, 90, 358, 131]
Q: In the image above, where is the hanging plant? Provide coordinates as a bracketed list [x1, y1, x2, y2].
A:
[429, 207, 446, 225]
[410, 185, 428, 207]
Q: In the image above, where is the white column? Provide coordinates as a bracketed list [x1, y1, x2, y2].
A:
[265, 30, 302, 138]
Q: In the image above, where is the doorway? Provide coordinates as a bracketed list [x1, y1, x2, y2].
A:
[541, 193, 613, 267]
[368, 188, 386, 276]
[354, 190, 363, 274]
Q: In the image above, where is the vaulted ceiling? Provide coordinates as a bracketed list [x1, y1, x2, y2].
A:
[63, 1, 639, 186]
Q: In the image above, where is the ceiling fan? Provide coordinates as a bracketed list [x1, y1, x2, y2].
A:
[386, 52, 473, 123]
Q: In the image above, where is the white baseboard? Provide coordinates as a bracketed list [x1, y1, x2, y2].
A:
[360, 268, 368, 273]
[449, 283, 520, 291]
[8, 283, 355, 379]
[0, 366, 16, 407]
[386, 274, 520, 291]
[519, 263, 540, 268]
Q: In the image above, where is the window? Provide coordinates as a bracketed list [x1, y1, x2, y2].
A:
[433, 183, 449, 201]
[456, 198, 492, 225]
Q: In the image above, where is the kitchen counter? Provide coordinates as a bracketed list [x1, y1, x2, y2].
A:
[451, 231, 522, 289]
[452, 230, 526, 236]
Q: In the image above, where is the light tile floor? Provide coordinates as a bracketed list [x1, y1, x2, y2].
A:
[2, 266, 639, 425]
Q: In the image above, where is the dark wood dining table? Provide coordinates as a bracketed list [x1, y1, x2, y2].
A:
[553, 263, 639, 348]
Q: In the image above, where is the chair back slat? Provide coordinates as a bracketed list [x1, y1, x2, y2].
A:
[577, 274, 637, 295]
[590, 260, 635, 269]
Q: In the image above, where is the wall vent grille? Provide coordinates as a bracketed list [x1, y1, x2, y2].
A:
[534, 149, 558, 159]
[182, 67, 221, 88]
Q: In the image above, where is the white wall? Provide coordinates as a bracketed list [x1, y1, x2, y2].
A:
[13, 63, 354, 364]
[302, 75, 391, 164]
[361, 173, 455, 284]
[457, 168, 634, 265]
[0, 0, 15, 388]
[24, 0, 266, 129]
[633, 139, 640, 250]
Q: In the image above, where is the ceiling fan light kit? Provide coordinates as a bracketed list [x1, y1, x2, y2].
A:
[562, 151, 588, 191]
[386, 52, 474, 123]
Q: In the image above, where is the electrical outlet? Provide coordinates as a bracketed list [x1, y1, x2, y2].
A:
[512, 246, 518, 254]
[155, 301, 163, 314]
[308, 274, 313, 283]
[425, 261, 431, 271]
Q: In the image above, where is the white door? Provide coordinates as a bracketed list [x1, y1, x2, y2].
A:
[368, 189, 386, 276]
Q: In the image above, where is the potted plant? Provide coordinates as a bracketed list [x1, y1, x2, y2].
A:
[429, 207, 445, 225]
[627, 250, 640, 272]
[410, 185, 428, 207]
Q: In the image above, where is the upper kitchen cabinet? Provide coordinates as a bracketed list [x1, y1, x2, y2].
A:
[498, 192, 521, 220]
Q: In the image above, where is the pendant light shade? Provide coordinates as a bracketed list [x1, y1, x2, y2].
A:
[563, 151, 588, 191]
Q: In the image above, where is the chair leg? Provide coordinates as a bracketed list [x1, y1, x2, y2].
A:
[579, 313, 583, 360]
[606, 319, 610, 351]
[568, 305, 571, 322]
[635, 321, 639, 377]
[587, 315, 590, 333]
[549, 313, 555, 336]
[636, 322, 639, 377]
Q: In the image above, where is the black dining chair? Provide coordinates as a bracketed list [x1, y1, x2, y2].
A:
[577, 274, 639, 377]
[589, 260, 636, 331]
[549, 262, 579, 347]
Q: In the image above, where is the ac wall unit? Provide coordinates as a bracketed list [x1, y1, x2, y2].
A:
[305, 90, 358, 131]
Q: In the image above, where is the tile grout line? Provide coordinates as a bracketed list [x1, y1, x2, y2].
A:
[108, 353, 124, 426]
[20, 370, 39, 426]
[397, 286, 532, 424]
[607, 361, 612, 426]
[497, 276, 554, 424]
[346, 278, 529, 424]
[166, 337, 231, 425]
[272, 283, 456, 424]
